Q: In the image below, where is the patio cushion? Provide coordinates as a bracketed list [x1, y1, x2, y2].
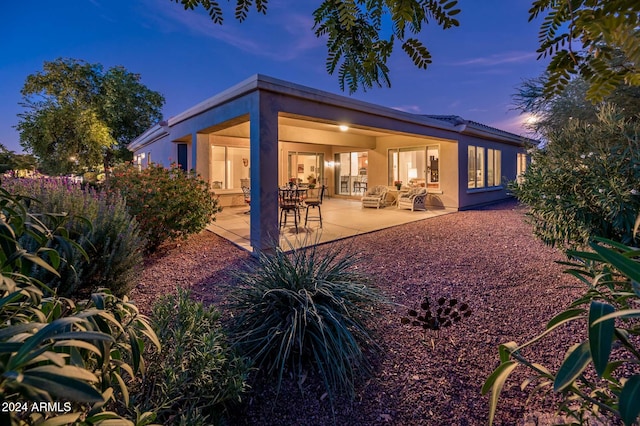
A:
[397, 187, 427, 211]
[361, 185, 388, 209]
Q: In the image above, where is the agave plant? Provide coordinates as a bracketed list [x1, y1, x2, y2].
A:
[229, 239, 383, 402]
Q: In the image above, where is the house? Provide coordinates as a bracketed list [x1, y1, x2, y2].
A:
[129, 74, 533, 253]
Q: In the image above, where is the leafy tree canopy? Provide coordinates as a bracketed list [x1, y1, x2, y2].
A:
[172, 0, 461, 93]
[174, 0, 639, 100]
[0, 143, 38, 173]
[514, 71, 640, 139]
[17, 58, 164, 175]
[530, 0, 639, 101]
[510, 104, 640, 249]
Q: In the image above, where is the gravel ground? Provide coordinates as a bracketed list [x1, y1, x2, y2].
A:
[132, 199, 588, 426]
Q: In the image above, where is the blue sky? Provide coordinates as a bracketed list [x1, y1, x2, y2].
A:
[0, 0, 548, 153]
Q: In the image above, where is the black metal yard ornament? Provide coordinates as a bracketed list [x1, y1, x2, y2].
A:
[401, 296, 471, 347]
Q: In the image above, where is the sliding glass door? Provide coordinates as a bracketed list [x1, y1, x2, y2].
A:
[335, 151, 368, 195]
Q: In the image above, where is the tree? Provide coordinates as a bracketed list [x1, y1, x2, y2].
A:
[0, 143, 38, 173]
[17, 58, 164, 175]
[514, 72, 640, 139]
[509, 104, 640, 249]
[528, 0, 639, 101]
[172, 1, 639, 98]
[97, 65, 166, 164]
[172, 0, 461, 93]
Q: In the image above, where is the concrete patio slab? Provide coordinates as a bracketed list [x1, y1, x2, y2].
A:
[207, 197, 456, 252]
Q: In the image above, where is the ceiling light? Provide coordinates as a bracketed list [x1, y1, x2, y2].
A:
[339, 125, 349, 132]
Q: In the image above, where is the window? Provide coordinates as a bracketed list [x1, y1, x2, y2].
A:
[487, 148, 501, 187]
[517, 152, 527, 183]
[134, 152, 145, 170]
[468, 146, 501, 189]
[388, 146, 437, 189]
[210, 146, 250, 189]
[468, 146, 484, 189]
[288, 152, 324, 186]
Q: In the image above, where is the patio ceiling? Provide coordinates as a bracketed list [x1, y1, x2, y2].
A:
[212, 113, 409, 142]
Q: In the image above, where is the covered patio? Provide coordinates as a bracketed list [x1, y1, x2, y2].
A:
[207, 197, 456, 251]
[130, 75, 529, 254]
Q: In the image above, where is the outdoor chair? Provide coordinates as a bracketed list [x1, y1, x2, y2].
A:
[304, 185, 325, 228]
[361, 185, 388, 209]
[397, 187, 427, 211]
[241, 186, 251, 214]
[279, 187, 302, 232]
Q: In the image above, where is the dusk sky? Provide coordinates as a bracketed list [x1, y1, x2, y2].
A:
[1, 0, 548, 154]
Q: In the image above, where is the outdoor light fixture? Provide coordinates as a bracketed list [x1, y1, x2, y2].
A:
[339, 125, 349, 132]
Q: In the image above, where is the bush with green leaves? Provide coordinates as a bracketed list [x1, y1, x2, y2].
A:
[0, 188, 159, 425]
[108, 162, 222, 251]
[483, 237, 640, 426]
[510, 104, 640, 249]
[133, 288, 248, 426]
[1, 176, 145, 297]
[229, 240, 382, 403]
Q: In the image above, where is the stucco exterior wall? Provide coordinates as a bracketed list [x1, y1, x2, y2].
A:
[135, 137, 177, 169]
[455, 134, 523, 210]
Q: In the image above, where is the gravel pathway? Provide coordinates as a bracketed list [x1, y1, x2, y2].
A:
[132, 199, 585, 425]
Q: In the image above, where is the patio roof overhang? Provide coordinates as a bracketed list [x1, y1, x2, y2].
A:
[130, 74, 531, 152]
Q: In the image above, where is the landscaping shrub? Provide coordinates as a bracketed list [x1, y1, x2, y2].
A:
[2, 176, 145, 297]
[229, 240, 382, 403]
[0, 188, 159, 425]
[483, 238, 640, 426]
[510, 104, 640, 249]
[108, 162, 222, 251]
[134, 288, 249, 425]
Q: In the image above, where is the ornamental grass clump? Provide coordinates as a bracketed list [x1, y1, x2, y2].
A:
[1, 176, 145, 297]
[108, 162, 222, 251]
[229, 240, 382, 402]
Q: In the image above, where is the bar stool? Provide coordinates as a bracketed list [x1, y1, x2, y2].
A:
[304, 186, 325, 228]
[279, 188, 301, 232]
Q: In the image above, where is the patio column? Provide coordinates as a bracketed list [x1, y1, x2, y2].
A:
[249, 93, 279, 254]
[193, 132, 209, 180]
